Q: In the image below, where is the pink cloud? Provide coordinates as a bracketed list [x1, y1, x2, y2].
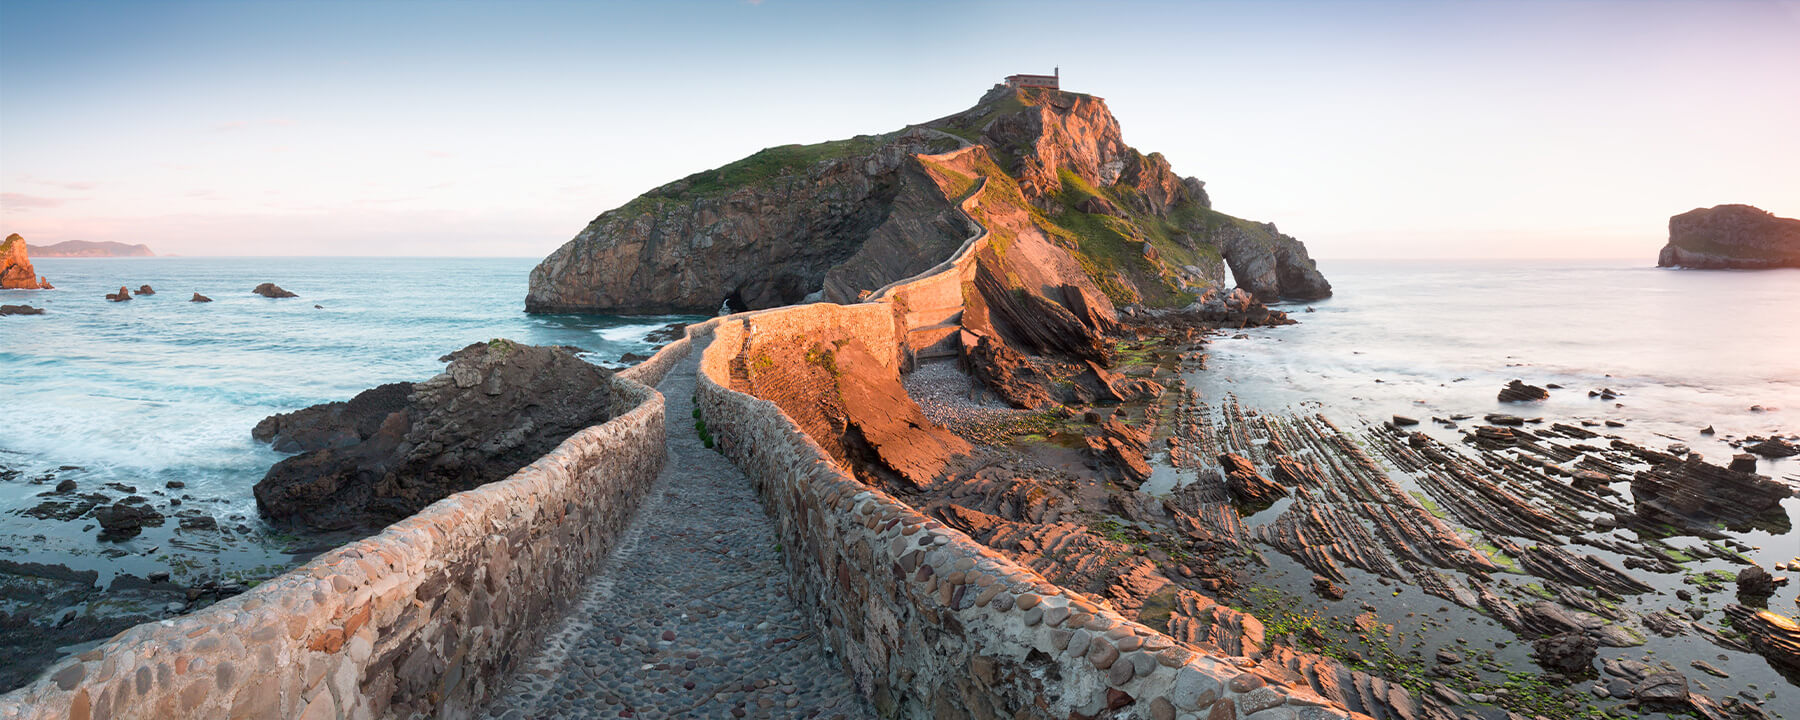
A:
[0, 193, 65, 210]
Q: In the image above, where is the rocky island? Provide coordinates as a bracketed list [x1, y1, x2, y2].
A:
[0, 234, 53, 289]
[1658, 204, 1800, 269]
[527, 85, 1329, 315]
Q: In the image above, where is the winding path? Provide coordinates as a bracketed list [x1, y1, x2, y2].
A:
[482, 338, 873, 720]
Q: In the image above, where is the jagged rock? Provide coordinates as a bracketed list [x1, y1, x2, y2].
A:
[253, 340, 614, 531]
[1312, 575, 1347, 600]
[1631, 455, 1793, 533]
[252, 282, 297, 298]
[1738, 565, 1777, 598]
[1658, 204, 1800, 269]
[0, 234, 51, 290]
[1085, 412, 1152, 488]
[1218, 453, 1286, 506]
[0, 305, 45, 316]
[828, 340, 971, 490]
[1532, 630, 1598, 674]
[1746, 437, 1798, 458]
[1724, 605, 1800, 672]
[190, 293, 212, 303]
[133, 285, 155, 296]
[1497, 379, 1549, 402]
[105, 286, 131, 302]
[1729, 453, 1758, 472]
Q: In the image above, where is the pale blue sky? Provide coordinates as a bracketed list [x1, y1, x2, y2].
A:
[2, 0, 1797, 258]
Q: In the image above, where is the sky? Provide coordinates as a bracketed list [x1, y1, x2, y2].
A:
[1, 0, 1797, 259]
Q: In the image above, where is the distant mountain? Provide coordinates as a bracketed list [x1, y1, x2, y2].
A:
[27, 240, 156, 258]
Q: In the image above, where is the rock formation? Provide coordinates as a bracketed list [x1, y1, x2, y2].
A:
[104, 286, 131, 302]
[527, 86, 1332, 314]
[134, 284, 155, 296]
[190, 292, 212, 303]
[0, 234, 52, 290]
[252, 282, 297, 298]
[1497, 379, 1549, 402]
[1630, 455, 1793, 533]
[1657, 204, 1800, 269]
[0, 304, 45, 316]
[252, 340, 616, 531]
[25, 239, 155, 257]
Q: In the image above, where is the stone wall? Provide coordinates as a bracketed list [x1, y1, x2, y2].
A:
[0, 369, 676, 720]
[695, 317, 1357, 720]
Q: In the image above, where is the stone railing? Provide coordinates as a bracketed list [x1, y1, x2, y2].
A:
[0, 367, 675, 720]
[695, 312, 1354, 720]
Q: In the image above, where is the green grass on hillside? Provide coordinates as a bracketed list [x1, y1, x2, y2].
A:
[651, 133, 899, 198]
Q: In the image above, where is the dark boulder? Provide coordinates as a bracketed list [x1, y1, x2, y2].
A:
[252, 340, 617, 531]
[105, 286, 131, 302]
[1531, 630, 1597, 675]
[1738, 565, 1777, 600]
[1631, 455, 1793, 534]
[93, 501, 165, 541]
[134, 285, 155, 296]
[1631, 671, 1689, 704]
[190, 292, 212, 302]
[1497, 379, 1549, 403]
[1746, 437, 1798, 458]
[0, 305, 45, 316]
[252, 282, 297, 298]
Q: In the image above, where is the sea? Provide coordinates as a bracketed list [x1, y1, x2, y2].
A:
[0, 257, 697, 586]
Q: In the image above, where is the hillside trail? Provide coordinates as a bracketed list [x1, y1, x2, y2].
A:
[482, 338, 874, 720]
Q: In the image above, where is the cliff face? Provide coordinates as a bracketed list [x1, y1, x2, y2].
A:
[1658, 204, 1800, 269]
[526, 130, 968, 314]
[929, 86, 1329, 302]
[1, 234, 52, 290]
[528, 87, 1331, 314]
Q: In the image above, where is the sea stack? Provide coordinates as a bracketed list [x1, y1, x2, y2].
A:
[252, 282, 297, 298]
[1, 234, 53, 290]
[1657, 204, 1800, 269]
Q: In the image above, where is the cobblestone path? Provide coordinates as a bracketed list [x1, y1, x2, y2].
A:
[483, 340, 874, 720]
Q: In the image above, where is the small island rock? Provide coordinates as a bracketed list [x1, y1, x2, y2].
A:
[0, 233, 52, 290]
[1, 304, 46, 316]
[105, 286, 132, 302]
[190, 292, 212, 303]
[252, 282, 298, 298]
[134, 285, 155, 296]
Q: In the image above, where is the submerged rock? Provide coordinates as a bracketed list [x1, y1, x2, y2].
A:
[190, 292, 212, 303]
[252, 340, 616, 531]
[0, 305, 45, 316]
[251, 282, 297, 298]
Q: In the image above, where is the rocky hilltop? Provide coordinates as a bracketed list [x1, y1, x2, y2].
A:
[1658, 204, 1800, 269]
[27, 240, 155, 258]
[0, 234, 53, 289]
[527, 85, 1330, 314]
